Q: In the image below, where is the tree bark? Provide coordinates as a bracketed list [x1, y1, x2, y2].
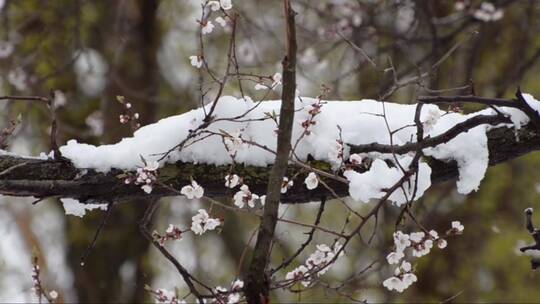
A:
[244, 1, 297, 303]
[1, 124, 540, 205]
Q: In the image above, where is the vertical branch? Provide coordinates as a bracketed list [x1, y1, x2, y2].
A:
[245, 1, 297, 303]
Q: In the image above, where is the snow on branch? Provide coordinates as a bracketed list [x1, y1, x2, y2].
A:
[2, 94, 540, 206]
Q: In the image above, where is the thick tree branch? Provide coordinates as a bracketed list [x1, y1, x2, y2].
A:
[245, 1, 297, 303]
[1, 123, 540, 204]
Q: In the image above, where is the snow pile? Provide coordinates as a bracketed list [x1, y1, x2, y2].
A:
[57, 94, 540, 205]
[344, 157, 431, 206]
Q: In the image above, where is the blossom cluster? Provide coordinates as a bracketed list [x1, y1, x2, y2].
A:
[228, 171, 321, 208]
[189, 1, 232, 67]
[152, 224, 183, 246]
[124, 161, 159, 194]
[224, 131, 247, 155]
[150, 288, 185, 304]
[383, 261, 417, 293]
[328, 139, 344, 164]
[225, 174, 240, 188]
[473, 2, 504, 22]
[254, 72, 282, 91]
[214, 279, 244, 304]
[31, 263, 42, 298]
[285, 243, 343, 287]
[348, 153, 362, 166]
[300, 98, 323, 136]
[189, 55, 203, 69]
[225, 175, 267, 208]
[116, 96, 141, 130]
[152, 209, 221, 245]
[200, 0, 233, 35]
[31, 260, 59, 302]
[304, 172, 319, 190]
[455, 1, 503, 22]
[233, 184, 261, 208]
[180, 180, 204, 199]
[383, 221, 464, 292]
[281, 176, 294, 194]
[191, 209, 221, 235]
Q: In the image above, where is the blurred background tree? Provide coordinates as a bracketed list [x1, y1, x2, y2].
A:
[0, 0, 539, 302]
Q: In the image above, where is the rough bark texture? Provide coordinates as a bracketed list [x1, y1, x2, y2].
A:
[2, 119, 540, 205]
[245, 1, 297, 302]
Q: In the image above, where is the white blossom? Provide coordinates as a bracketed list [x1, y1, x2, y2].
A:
[429, 229, 439, 239]
[281, 177, 293, 193]
[386, 251, 404, 265]
[215, 286, 227, 293]
[201, 21, 215, 35]
[400, 261, 412, 272]
[233, 185, 258, 208]
[451, 220, 465, 233]
[144, 161, 159, 171]
[49, 290, 58, 300]
[141, 184, 153, 194]
[384, 263, 418, 293]
[208, 0, 220, 11]
[228, 293, 241, 304]
[304, 172, 318, 190]
[181, 180, 204, 199]
[437, 239, 448, 249]
[303, 243, 342, 278]
[220, 0, 233, 10]
[473, 2, 503, 22]
[285, 265, 310, 287]
[393, 231, 411, 251]
[215, 16, 227, 27]
[383, 276, 405, 293]
[409, 231, 425, 243]
[271, 72, 282, 88]
[349, 153, 362, 165]
[153, 288, 182, 304]
[402, 273, 418, 287]
[412, 239, 431, 257]
[225, 174, 240, 188]
[328, 140, 344, 163]
[189, 55, 203, 68]
[259, 195, 266, 206]
[254, 83, 267, 90]
[191, 209, 221, 235]
[224, 132, 246, 153]
[231, 279, 243, 290]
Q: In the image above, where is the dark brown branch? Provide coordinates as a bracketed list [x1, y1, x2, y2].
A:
[245, 1, 297, 303]
[271, 198, 326, 274]
[349, 114, 510, 155]
[516, 88, 540, 130]
[1, 124, 540, 205]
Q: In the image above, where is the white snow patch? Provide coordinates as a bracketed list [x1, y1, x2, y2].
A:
[53, 94, 540, 204]
[60, 198, 107, 218]
[343, 157, 431, 206]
